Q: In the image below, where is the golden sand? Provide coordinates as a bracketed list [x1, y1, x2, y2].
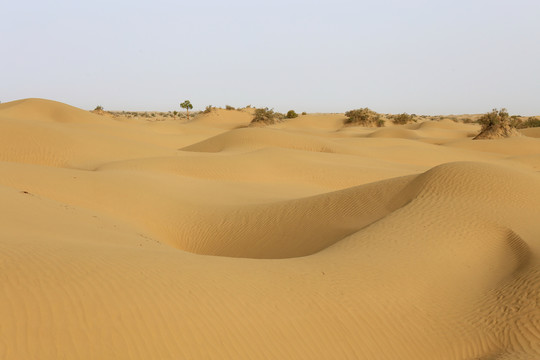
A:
[1, 98, 539, 359]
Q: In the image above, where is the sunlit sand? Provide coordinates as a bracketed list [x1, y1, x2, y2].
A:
[1, 98, 540, 359]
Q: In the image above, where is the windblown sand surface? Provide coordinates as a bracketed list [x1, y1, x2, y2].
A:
[1, 98, 540, 359]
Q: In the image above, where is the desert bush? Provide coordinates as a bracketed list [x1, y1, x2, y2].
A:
[517, 116, 540, 128]
[474, 108, 519, 139]
[203, 105, 214, 114]
[344, 108, 382, 126]
[510, 115, 522, 128]
[286, 110, 298, 119]
[94, 105, 103, 111]
[225, 105, 235, 110]
[391, 113, 416, 125]
[301, 112, 307, 115]
[477, 108, 511, 132]
[462, 117, 473, 124]
[251, 107, 277, 125]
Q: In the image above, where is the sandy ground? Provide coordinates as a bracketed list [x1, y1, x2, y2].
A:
[1, 98, 540, 359]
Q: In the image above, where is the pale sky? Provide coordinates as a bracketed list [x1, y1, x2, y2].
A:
[2, 0, 539, 114]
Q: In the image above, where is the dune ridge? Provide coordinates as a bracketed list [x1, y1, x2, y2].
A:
[1, 98, 540, 359]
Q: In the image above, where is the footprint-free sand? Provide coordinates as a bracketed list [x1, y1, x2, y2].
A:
[1, 98, 540, 359]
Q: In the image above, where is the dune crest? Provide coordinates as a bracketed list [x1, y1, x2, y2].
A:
[1, 99, 540, 359]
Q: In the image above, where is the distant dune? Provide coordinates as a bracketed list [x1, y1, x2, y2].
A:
[1, 98, 540, 359]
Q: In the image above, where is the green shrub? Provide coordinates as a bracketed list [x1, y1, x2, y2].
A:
[225, 105, 235, 110]
[344, 108, 382, 126]
[203, 105, 214, 114]
[94, 105, 103, 111]
[251, 107, 277, 125]
[301, 112, 307, 115]
[286, 110, 298, 119]
[391, 113, 416, 125]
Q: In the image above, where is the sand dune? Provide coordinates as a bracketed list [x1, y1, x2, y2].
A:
[190, 108, 254, 130]
[521, 127, 540, 138]
[1, 99, 540, 359]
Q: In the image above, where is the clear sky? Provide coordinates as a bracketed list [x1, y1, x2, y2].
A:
[2, 0, 539, 114]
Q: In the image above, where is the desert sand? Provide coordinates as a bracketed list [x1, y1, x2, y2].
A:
[1, 98, 540, 359]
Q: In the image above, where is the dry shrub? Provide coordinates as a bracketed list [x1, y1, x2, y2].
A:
[391, 113, 416, 125]
[251, 107, 277, 125]
[474, 108, 519, 140]
[344, 108, 384, 127]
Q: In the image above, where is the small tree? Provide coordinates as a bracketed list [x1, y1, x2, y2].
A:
[180, 100, 193, 120]
[286, 110, 298, 119]
[173, 110, 178, 119]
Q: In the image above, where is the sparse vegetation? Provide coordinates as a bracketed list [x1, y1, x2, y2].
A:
[477, 108, 510, 131]
[94, 105, 103, 111]
[286, 110, 298, 119]
[510, 115, 522, 128]
[344, 108, 384, 127]
[391, 113, 416, 125]
[180, 100, 193, 120]
[203, 105, 214, 114]
[301, 112, 307, 115]
[517, 116, 540, 129]
[225, 105, 235, 110]
[251, 107, 277, 125]
[474, 108, 518, 140]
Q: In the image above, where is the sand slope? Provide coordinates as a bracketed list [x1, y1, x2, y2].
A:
[1, 99, 540, 359]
